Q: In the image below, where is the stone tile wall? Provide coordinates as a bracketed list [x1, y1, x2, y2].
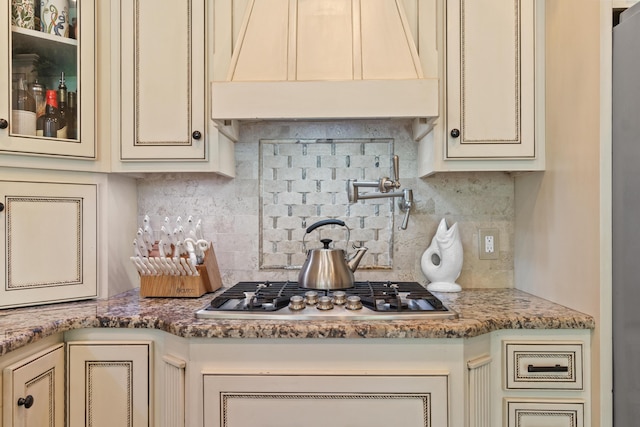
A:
[137, 120, 515, 289]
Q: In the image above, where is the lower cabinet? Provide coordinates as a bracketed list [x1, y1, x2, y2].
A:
[2, 342, 65, 427]
[66, 341, 151, 427]
[190, 338, 469, 427]
[0, 328, 593, 427]
[203, 374, 448, 427]
[501, 338, 589, 427]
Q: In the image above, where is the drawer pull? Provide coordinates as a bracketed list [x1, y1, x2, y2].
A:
[527, 364, 568, 373]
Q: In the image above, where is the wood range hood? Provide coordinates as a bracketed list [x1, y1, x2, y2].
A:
[211, 0, 439, 137]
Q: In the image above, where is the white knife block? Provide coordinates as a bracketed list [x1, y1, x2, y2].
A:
[139, 245, 222, 298]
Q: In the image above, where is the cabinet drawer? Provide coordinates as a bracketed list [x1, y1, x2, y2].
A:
[504, 399, 584, 427]
[504, 341, 583, 390]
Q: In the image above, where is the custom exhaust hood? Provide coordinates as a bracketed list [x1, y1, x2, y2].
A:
[211, 0, 439, 132]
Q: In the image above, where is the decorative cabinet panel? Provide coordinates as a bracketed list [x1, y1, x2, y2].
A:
[2, 343, 64, 427]
[0, 180, 97, 308]
[467, 355, 492, 427]
[203, 374, 448, 427]
[0, 0, 96, 159]
[119, 0, 206, 162]
[67, 341, 151, 427]
[504, 399, 584, 427]
[446, 0, 536, 159]
[161, 355, 187, 427]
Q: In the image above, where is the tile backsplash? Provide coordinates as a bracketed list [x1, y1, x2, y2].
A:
[260, 138, 395, 269]
[137, 120, 514, 288]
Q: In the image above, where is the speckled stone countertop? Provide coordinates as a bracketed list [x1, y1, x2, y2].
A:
[0, 288, 594, 356]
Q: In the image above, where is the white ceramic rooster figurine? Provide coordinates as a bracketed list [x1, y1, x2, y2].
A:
[421, 218, 463, 292]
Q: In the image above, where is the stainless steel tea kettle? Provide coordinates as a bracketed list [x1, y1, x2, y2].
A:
[298, 219, 368, 290]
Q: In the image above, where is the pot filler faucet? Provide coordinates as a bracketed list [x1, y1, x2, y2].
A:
[347, 155, 414, 230]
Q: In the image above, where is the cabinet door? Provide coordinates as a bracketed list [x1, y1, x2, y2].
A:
[505, 399, 584, 427]
[446, 0, 535, 159]
[0, 0, 96, 159]
[203, 374, 448, 427]
[119, 0, 206, 161]
[2, 343, 64, 427]
[67, 342, 151, 427]
[0, 180, 97, 308]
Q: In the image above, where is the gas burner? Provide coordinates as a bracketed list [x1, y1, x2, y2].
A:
[195, 281, 458, 320]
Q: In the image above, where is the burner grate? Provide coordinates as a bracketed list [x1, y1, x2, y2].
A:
[207, 281, 447, 312]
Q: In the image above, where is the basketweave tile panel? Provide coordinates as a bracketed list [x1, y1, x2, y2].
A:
[259, 139, 395, 270]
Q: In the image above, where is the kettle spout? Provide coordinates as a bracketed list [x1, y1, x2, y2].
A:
[347, 246, 368, 272]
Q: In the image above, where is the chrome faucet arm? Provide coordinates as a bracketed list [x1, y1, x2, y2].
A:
[348, 154, 403, 202]
[353, 190, 406, 200]
[346, 155, 413, 229]
[352, 180, 381, 188]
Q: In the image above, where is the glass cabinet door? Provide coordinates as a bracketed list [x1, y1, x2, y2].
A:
[1, 0, 95, 159]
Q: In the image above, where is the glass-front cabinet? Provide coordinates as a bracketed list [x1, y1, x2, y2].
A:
[1, 0, 95, 159]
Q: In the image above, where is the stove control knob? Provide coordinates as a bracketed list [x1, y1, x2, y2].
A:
[289, 295, 306, 311]
[345, 295, 363, 310]
[304, 291, 319, 305]
[316, 296, 334, 310]
[332, 291, 347, 305]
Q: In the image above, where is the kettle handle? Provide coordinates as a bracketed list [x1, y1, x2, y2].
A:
[305, 219, 346, 234]
[302, 219, 350, 253]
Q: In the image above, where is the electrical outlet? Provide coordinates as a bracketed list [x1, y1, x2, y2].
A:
[478, 228, 499, 260]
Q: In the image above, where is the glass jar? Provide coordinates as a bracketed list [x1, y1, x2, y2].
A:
[11, 75, 36, 136]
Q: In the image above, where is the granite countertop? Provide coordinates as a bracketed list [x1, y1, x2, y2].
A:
[0, 288, 594, 357]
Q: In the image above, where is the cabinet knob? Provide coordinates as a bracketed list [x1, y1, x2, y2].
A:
[192, 130, 202, 140]
[17, 395, 34, 409]
[0, 118, 7, 129]
[0, 202, 3, 212]
[450, 128, 460, 138]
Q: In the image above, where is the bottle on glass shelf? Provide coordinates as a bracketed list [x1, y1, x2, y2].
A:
[11, 75, 36, 136]
[69, 17, 77, 39]
[42, 89, 61, 138]
[67, 91, 77, 140]
[29, 80, 46, 136]
[56, 72, 68, 138]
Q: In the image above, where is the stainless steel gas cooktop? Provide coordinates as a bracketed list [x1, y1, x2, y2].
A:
[195, 281, 458, 320]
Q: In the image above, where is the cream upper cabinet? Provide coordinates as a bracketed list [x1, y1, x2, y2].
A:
[417, 0, 545, 175]
[119, 0, 205, 162]
[114, 0, 235, 175]
[0, 179, 97, 308]
[0, 0, 96, 162]
[446, 0, 536, 158]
